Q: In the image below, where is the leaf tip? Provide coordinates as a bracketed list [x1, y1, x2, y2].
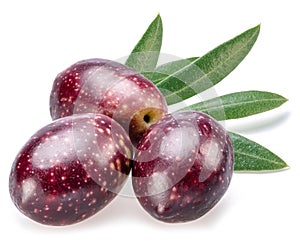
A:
[155, 13, 162, 23]
[276, 93, 288, 105]
[282, 163, 290, 169]
[253, 23, 261, 35]
[271, 163, 290, 173]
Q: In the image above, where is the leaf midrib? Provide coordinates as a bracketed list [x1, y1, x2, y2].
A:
[157, 29, 258, 100]
[138, 19, 162, 73]
[194, 97, 286, 112]
[234, 150, 284, 166]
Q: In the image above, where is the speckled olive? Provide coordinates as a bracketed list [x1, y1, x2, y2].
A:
[49, 58, 168, 145]
[132, 111, 234, 223]
[9, 114, 132, 226]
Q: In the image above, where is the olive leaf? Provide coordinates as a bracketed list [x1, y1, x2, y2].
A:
[125, 14, 163, 73]
[179, 90, 288, 120]
[147, 25, 260, 105]
[230, 132, 289, 172]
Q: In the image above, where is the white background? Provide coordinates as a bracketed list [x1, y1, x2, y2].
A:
[0, 0, 299, 246]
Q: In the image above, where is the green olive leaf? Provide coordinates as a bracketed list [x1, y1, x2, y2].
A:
[230, 132, 289, 172]
[148, 25, 260, 105]
[179, 91, 288, 120]
[125, 14, 163, 73]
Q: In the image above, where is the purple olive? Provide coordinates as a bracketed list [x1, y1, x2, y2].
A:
[49, 58, 168, 145]
[9, 114, 132, 226]
[132, 111, 234, 223]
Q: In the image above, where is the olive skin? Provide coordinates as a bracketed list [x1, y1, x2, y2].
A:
[132, 111, 234, 223]
[9, 114, 132, 226]
[49, 58, 167, 145]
